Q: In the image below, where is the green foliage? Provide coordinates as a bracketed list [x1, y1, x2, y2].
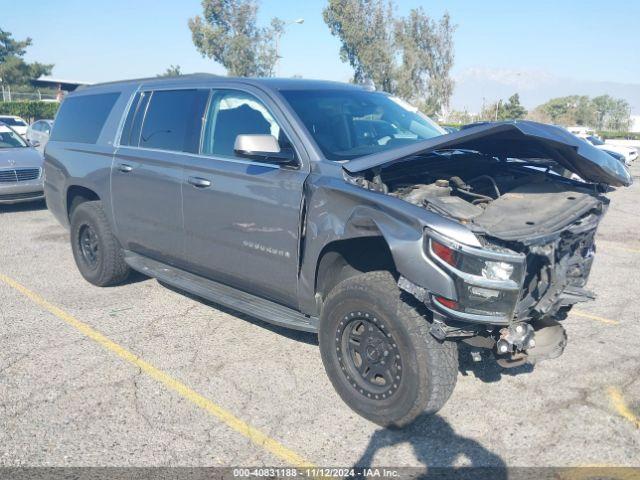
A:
[0, 28, 31, 62]
[0, 101, 59, 122]
[591, 95, 631, 131]
[530, 95, 631, 131]
[0, 28, 53, 86]
[323, 0, 395, 91]
[157, 65, 182, 77]
[478, 94, 527, 121]
[188, 0, 283, 77]
[323, 0, 456, 115]
[598, 131, 640, 140]
[497, 93, 527, 120]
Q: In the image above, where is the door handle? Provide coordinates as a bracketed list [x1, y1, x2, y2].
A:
[187, 176, 212, 188]
[117, 163, 133, 173]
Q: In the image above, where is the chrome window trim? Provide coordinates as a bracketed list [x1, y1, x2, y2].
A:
[114, 144, 280, 170]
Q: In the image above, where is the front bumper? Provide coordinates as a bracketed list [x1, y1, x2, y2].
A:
[0, 174, 45, 204]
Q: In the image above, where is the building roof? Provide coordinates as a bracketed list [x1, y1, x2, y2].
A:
[30, 77, 91, 91]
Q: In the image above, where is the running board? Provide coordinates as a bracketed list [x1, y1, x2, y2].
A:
[124, 251, 319, 333]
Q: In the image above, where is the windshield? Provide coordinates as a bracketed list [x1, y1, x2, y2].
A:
[587, 135, 604, 146]
[280, 89, 445, 160]
[0, 125, 28, 148]
[0, 117, 27, 127]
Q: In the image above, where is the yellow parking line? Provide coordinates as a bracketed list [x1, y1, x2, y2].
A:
[598, 241, 640, 255]
[608, 245, 640, 254]
[0, 272, 315, 468]
[571, 310, 620, 325]
[559, 467, 640, 480]
[608, 386, 640, 429]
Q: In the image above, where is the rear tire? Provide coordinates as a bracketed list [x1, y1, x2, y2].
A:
[70, 201, 130, 286]
[319, 271, 458, 427]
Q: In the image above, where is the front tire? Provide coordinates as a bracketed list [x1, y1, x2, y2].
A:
[70, 201, 130, 286]
[319, 271, 458, 427]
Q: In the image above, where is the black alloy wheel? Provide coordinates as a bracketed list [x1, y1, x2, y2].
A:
[336, 312, 403, 400]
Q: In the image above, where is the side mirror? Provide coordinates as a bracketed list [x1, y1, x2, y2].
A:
[234, 134, 295, 165]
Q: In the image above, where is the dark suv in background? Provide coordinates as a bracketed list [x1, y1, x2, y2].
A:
[44, 74, 631, 426]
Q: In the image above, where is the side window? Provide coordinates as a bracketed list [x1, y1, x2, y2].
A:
[32, 122, 42, 132]
[43, 123, 51, 135]
[138, 89, 209, 153]
[50, 92, 120, 144]
[202, 90, 288, 158]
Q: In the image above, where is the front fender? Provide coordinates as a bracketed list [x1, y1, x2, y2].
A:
[298, 175, 479, 314]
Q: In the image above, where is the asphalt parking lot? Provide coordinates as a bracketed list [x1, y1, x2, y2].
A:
[1, 164, 639, 470]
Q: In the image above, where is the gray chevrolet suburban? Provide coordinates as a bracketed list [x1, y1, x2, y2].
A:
[44, 75, 632, 427]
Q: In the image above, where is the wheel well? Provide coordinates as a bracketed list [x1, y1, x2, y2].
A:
[315, 236, 396, 301]
[67, 186, 100, 219]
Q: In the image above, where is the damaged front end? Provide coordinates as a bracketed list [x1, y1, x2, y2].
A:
[344, 121, 626, 367]
[399, 182, 604, 366]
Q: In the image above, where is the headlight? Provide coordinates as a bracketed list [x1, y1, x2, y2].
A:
[482, 261, 514, 281]
[430, 238, 522, 282]
[427, 232, 525, 321]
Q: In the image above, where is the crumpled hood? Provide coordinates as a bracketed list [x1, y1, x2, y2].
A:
[0, 147, 43, 168]
[343, 120, 632, 187]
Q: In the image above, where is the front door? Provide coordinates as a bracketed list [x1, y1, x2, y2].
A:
[181, 88, 308, 307]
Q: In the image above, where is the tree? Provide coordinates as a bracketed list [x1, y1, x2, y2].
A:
[497, 93, 527, 120]
[605, 98, 631, 131]
[0, 28, 52, 86]
[395, 8, 455, 115]
[157, 65, 182, 77]
[530, 95, 594, 125]
[188, 0, 283, 77]
[529, 95, 630, 131]
[323, 0, 456, 115]
[0, 28, 31, 62]
[323, 0, 395, 92]
[592, 95, 631, 131]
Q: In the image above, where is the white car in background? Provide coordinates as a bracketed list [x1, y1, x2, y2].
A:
[26, 119, 53, 153]
[0, 115, 29, 137]
[585, 135, 637, 166]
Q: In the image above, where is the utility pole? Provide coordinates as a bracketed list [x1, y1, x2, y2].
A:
[275, 18, 304, 76]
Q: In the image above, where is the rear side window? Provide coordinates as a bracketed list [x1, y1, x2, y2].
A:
[50, 92, 120, 144]
[135, 89, 209, 153]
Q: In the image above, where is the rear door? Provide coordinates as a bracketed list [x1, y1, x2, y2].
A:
[181, 87, 309, 307]
[111, 88, 209, 264]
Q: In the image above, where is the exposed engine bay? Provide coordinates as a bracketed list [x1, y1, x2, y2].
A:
[354, 151, 609, 331]
[381, 152, 605, 240]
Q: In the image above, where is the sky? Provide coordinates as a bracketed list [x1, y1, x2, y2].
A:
[4, 0, 640, 110]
